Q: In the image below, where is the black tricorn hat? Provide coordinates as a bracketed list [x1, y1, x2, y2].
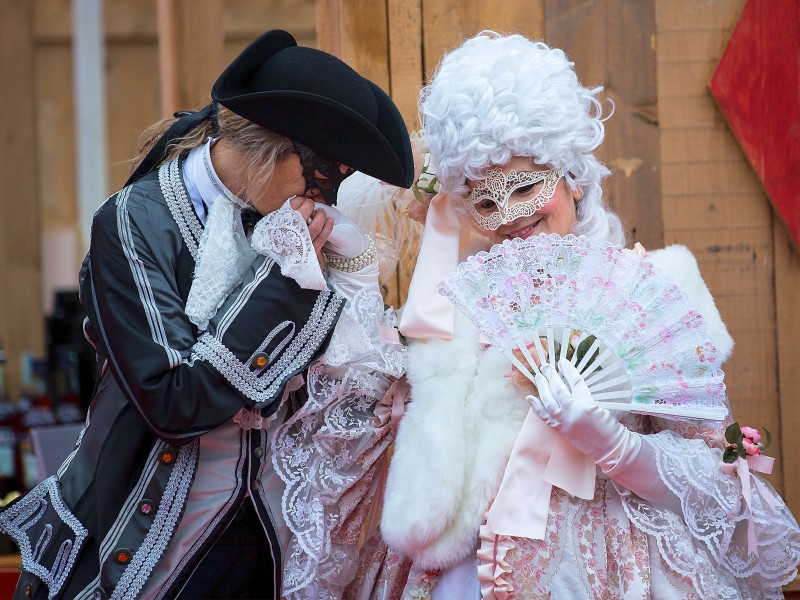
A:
[211, 30, 413, 188]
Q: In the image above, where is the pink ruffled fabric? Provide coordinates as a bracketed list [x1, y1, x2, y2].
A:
[477, 521, 515, 599]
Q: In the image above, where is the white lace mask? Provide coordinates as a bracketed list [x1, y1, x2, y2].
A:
[466, 167, 564, 231]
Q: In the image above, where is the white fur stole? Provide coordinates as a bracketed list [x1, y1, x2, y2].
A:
[381, 244, 734, 570]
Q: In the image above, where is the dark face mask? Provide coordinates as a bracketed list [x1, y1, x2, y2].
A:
[291, 143, 354, 205]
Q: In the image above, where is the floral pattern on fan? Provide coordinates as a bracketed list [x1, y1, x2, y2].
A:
[438, 233, 728, 421]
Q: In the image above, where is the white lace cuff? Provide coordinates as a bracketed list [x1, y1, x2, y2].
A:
[620, 430, 800, 598]
[272, 283, 406, 598]
[251, 199, 327, 291]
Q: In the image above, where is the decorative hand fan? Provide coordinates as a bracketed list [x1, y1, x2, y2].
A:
[438, 233, 728, 421]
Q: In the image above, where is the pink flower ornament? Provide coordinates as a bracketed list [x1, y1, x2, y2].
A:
[742, 439, 761, 456]
[723, 423, 771, 464]
[740, 426, 761, 444]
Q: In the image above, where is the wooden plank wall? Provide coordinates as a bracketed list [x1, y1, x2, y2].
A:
[0, 1, 44, 402]
[0, 1, 315, 401]
[317, 0, 800, 523]
[655, 0, 799, 508]
[4, 0, 797, 535]
[546, 0, 662, 250]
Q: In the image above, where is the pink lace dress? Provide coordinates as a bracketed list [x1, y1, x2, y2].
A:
[345, 314, 800, 600]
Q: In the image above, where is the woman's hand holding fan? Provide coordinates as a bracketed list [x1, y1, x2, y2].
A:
[439, 234, 729, 422]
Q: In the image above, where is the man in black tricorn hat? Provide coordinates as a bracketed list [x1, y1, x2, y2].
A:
[0, 30, 412, 599]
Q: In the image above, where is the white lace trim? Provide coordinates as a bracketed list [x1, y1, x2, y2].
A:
[251, 199, 327, 291]
[619, 429, 800, 599]
[0, 476, 88, 598]
[323, 284, 406, 375]
[192, 291, 344, 405]
[272, 284, 407, 598]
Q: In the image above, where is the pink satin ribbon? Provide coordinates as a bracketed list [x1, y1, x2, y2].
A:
[398, 193, 461, 339]
[387, 378, 408, 436]
[486, 407, 597, 540]
[546, 436, 597, 500]
[377, 324, 401, 344]
[477, 521, 515, 600]
[720, 454, 779, 556]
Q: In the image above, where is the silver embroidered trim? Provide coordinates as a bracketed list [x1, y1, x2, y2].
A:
[153, 433, 247, 600]
[33, 523, 53, 562]
[192, 291, 344, 404]
[159, 159, 203, 260]
[98, 443, 165, 563]
[249, 320, 295, 372]
[52, 540, 72, 586]
[116, 186, 183, 369]
[0, 476, 88, 599]
[112, 440, 199, 600]
[73, 442, 168, 600]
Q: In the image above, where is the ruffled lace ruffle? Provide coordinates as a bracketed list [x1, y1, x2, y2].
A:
[185, 194, 256, 330]
[271, 283, 407, 599]
[251, 199, 326, 291]
[620, 429, 800, 599]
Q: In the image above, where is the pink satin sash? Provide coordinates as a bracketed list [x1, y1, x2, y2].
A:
[486, 407, 597, 540]
[721, 453, 779, 556]
[546, 436, 597, 500]
[398, 193, 461, 339]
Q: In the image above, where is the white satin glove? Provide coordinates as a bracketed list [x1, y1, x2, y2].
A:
[251, 198, 327, 290]
[312, 203, 378, 301]
[326, 262, 379, 302]
[313, 202, 369, 258]
[530, 359, 681, 513]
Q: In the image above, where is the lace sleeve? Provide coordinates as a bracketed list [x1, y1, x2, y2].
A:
[271, 282, 407, 599]
[618, 421, 800, 599]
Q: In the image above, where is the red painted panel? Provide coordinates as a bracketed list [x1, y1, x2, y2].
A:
[709, 0, 800, 248]
[0, 570, 18, 598]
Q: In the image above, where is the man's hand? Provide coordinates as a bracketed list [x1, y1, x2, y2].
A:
[290, 195, 334, 267]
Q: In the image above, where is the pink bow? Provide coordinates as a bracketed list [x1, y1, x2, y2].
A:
[720, 454, 779, 556]
[485, 407, 596, 540]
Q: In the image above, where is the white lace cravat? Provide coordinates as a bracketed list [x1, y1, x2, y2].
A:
[185, 192, 257, 331]
[184, 139, 327, 331]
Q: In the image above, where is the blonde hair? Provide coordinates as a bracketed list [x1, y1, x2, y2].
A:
[132, 104, 293, 202]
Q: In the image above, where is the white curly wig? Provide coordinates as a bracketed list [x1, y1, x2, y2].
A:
[421, 31, 625, 245]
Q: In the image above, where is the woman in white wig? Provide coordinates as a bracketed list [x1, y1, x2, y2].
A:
[345, 32, 800, 599]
